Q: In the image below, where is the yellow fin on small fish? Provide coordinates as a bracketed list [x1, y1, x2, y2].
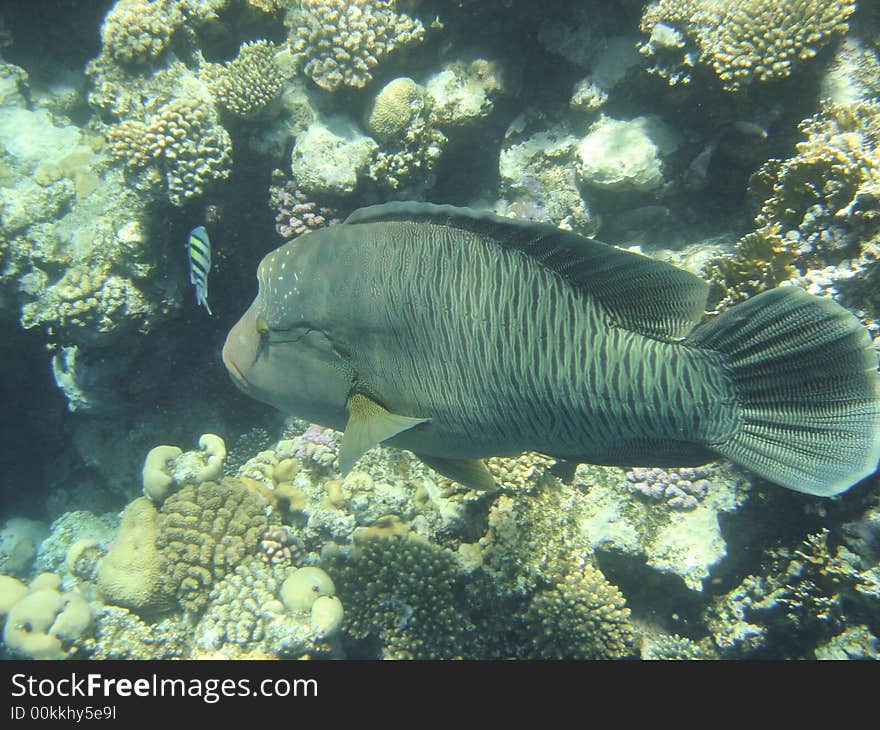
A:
[340, 393, 429, 475]
[415, 454, 496, 491]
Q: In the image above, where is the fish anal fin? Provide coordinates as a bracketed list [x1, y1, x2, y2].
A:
[340, 393, 429, 475]
[415, 454, 496, 491]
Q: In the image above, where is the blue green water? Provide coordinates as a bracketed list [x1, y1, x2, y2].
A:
[0, 0, 878, 661]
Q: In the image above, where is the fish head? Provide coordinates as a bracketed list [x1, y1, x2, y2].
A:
[222, 238, 352, 427]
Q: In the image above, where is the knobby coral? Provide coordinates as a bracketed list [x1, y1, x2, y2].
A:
[287, 0, 425, 91]
[639, 0, 856, 92]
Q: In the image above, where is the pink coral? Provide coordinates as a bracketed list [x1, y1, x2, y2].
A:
[268, 177, 341, 241]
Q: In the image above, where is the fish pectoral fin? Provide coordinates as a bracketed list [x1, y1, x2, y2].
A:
[415, 454, 496, 491]
[340, 393, 429, 475]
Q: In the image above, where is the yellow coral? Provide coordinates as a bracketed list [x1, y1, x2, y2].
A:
[96, 497, 172, 616]
[639, 0, 856, 92]
[365, 77, 425, 143]
[203, 40, 285, 118]
[288, 0, 425, 91]
[100, 0, 184, 66]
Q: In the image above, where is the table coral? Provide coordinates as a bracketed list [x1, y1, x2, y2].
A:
[287, 0, 425, 92]
[639, 0, 855, 92]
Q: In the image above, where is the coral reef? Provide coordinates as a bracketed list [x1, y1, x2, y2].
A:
[268, 174, 342, 241]
[107, 95, 233, 206]
[155, 478, 278, 615]
[639, 0, 856, 92]
[194, 559, 341, 658]
[328, 533, 473, 659]
[203, 39, 285, 118]
[518, 557, 637, 660]
[1, 573, 92, 659]
[704, 100, 880, 316]
[100, 0, 184, 67]
[287, 0, 425, 92]
[625, 466, 712, 511]
[706, 529, 878, 657]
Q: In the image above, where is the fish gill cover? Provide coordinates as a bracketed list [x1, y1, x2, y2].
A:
[0, 0, 878, 661]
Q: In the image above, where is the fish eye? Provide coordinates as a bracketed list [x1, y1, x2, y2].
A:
[256, 316, 270, 336]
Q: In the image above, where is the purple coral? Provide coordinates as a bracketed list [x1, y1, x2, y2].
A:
[625, 466, 711, 511]
[294, 424, 340, 470]
[268, 176, 341, 241]
[258, 526, 305, 565]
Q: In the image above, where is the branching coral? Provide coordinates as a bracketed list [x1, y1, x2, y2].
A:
[703, 100, 880, 313]
[327, 533, 473, 659]
[518, 557, 637, 660]
[268, 176, 342, 241]
[639, 0, 856, 92]
[203, 40, 285, 118]
[107, 95, 233, 206]
[287, 0, 425, 92]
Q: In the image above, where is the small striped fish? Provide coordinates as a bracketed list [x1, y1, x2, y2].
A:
[187, 225, 212, 315]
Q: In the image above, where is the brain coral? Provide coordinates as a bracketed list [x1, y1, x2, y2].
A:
[639, 0, 856, 92]
[107, 94, 233, 206]
[203, 40, 285, 118]
[287, 0, 425, 92]
[100, 0, 184, 66]
[155, 478, 278, 615]
[519, 558, 637, 659]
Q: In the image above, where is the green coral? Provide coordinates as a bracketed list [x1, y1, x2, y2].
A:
[203, 39, 285, 118]
[287, 0, 425, 92]
[107, 94, 233, 206]
[155, 478, 278, 615]
[518, 558, 637, 660]
[328, 533, 473, 659]
[639, 0, 855, 92]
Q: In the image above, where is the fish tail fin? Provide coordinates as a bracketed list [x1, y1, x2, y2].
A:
[688, 287, 880, 496]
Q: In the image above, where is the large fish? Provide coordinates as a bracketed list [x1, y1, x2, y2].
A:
[223, 203, 880, 496]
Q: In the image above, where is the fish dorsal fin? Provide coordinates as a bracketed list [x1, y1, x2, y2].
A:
[340, 393, 430, 475]
[344, 202, 709, 340]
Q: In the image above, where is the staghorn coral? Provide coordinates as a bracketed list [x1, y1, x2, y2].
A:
[328, 533, 474, 659]
[107, 94, 233, 206]
[155, 478, 278, 615]
[100, 0, 184, 66]
[203, 39, 285, 118]
[639, 0, 855, 92]
[518, 557, 637, 660]
[287, 0, 425, 92]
